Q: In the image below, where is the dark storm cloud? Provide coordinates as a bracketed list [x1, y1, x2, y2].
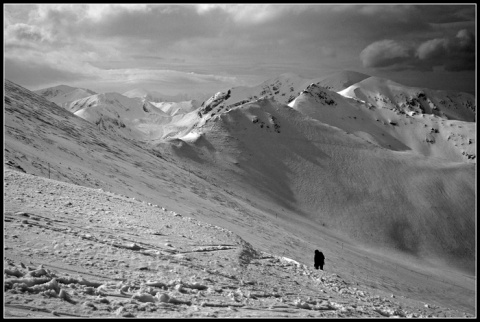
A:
[360, 40, 414, 69]
[360, 29, 475, 72]
[416, 29, 475, 71]
[413, 5, 475, 24]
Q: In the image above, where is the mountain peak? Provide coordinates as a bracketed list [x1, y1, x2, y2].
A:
[33, 84, 97, 108]
[35, 84, 96, 96]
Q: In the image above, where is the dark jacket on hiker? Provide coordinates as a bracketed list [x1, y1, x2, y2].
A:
[314, 250, 325, 270]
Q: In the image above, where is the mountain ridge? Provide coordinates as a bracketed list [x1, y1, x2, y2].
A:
[3, 77, 476, 315]
[34, 85, 97, 109]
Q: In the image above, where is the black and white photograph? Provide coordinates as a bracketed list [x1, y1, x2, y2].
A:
[4, 3, 476, 318]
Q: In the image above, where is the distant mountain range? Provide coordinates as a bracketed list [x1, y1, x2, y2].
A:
[32, 71, 476, 161]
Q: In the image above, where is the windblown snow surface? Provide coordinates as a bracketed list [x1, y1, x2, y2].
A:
[4, 72, 477, 316]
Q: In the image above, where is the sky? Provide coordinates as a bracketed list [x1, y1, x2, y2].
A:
[4, 4, 476, 96]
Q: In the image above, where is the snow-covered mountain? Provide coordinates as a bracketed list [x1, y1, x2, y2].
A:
[193, 74, 475, 163]
[197, 71, 474, 122]
[34, 84, 97, 108]
[288, 83, 476, 162]
[69, 92, 174, 141]
[33, 72, 476, 163]
[338, 76, 476, 122]
[193, 70, 370, 107]
[4, 79, 476, 314]
[66, 92, 206, 142]
[35, 85, 204, 141]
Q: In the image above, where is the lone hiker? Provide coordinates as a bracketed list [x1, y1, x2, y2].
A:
[314, 249, 325, 270]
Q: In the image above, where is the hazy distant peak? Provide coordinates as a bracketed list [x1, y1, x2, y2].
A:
[72, 92, 149, 111]
[35, 84, 96, 96]
[123, 88, 163, 99]
[123, 88, 212, 103]
[35, 84, 76, 94]
[33, 84, 97, 109]
[97, 91, 130, 99]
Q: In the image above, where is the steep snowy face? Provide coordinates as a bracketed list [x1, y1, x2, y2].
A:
[253, 73, 314, 104]
[338, 77, 476, 122]
[294, 83, 338, 106]
[200, 90, 232, 114]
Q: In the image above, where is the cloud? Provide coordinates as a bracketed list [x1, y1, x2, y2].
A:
[416, 29, 475, 71]
[4, 57, 92, 89]
[360, 40, 413, 68]
[195, 4, 296, 24]
[416, 38, 448, 61]
[360, 29, 475, 72]
[101, 69, 239, 88]
[88, 68, 243, 94]
[5, 23, 50, 43]
[4, 4, 476, 94]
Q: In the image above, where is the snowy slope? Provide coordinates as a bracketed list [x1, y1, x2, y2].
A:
[70, 92, 207, 142]
[195, 77, 475, 164]
[167, 96, 475, 272]
[69, 92, 173, 141]
[34, 85, 97, 108]
[338, 76, 476, 122]
[4, 79, 476, 314]
[5, 168, 474, 318]
[289, 83, 476, 163]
